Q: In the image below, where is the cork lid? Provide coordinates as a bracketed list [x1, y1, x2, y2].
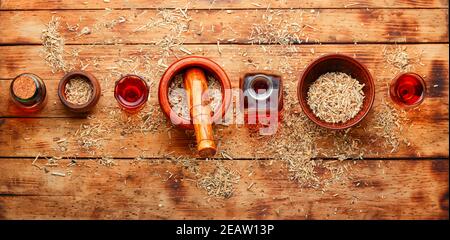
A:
[12, 74, 37, 100]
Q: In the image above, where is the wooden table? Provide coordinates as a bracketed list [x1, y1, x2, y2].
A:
[0, 0, 448, 219]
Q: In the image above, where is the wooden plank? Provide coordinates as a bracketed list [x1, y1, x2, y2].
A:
[0, 44, 448, 116]
[1, 0, 448, 10]
[0, 158, 447, 219]
[0, 1, 447, 222]
[0, 78, 447, 120]
[1, 44, 448, 81]
[0, 9, 448, 45]
[0, 44, 448, 159]
[0, 116, 447, 158]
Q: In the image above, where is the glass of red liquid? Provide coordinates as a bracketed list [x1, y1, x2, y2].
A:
[114, 75, 149, 113]
[389, 72, 426, 108]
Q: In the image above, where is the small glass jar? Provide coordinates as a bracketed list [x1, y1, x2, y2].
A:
[389, 72, 426, 108]
[240, 72, 283, 134]
[114, 75, 149, 113]
[10, 73, 47, 112]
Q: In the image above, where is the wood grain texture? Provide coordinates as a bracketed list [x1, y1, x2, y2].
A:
[0, 1, 448, 220]
[0, 158, 447, 219]
[0, 9, 448, 44]
[0, 116, 447, 158]
[0, 44, 448, 159]
[1, 0, 448, 10]
[0, 44, 448, 106]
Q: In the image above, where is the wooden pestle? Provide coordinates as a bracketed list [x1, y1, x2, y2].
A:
[183, 68, 217, 157]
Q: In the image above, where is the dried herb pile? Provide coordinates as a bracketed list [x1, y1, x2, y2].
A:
[307, 72, 365, 124]
[64, 76, 94, 105]
[382, 45, 423, 73]
[197, 161, 240, 199]
[41, 16, 67, 73]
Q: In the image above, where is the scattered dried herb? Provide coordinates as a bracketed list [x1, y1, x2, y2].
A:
[382, 45, 423, 73]
[75, 121, 107, 150]
[54, 137, 68, 152]
[248, 9, 318, 55]
[373, 100, 409, 152]
[99, 156, 116, 167]
[31, 7, 416, 202]
[41, 16, 67, 73]
[197, 161, 240, 199]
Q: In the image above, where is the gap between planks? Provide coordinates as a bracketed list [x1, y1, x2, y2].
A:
[0, 156, 448, 161]
[0, 7, 449, 11]
[1, 42, 450, 47]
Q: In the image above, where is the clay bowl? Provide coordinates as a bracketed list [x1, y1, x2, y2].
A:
[58, 71, 101, 113]
[158, 56, 232, 130]
[297, 54, 375, 130]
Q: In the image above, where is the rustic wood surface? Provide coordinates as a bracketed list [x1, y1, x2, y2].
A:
[1, 9, 448, 44]
[1, 0, 448, 9]
[0, 0, 448, 220]
[0, 158, 447, 219]
[0, 44, 448, 158]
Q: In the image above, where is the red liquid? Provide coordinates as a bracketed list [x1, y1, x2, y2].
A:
[241, 73, 283, 134]
[390, 73, 425, 106]
[252, 78, 269, 94]
[114, 75, 149, 112]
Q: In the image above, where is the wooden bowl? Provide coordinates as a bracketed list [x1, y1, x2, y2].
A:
[158, 56, 232, 130]
[297, 54, 375, 130]
[58, 71, 101, 113]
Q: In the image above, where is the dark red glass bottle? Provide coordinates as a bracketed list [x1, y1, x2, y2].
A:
[114, 75, 149, 113]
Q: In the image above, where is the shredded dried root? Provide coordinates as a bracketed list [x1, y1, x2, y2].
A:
[382, 45, 423, 73]
[41, 16, 67, 73]
[197, 161, 240, 199]
[373, 101, 409, 153]
[307, 72, 365, 124]
[64, 77, 94, 105]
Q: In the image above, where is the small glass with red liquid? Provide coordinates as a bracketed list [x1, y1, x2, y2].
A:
[114, 75, 149, 113]
[389, 72, 426, 108]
